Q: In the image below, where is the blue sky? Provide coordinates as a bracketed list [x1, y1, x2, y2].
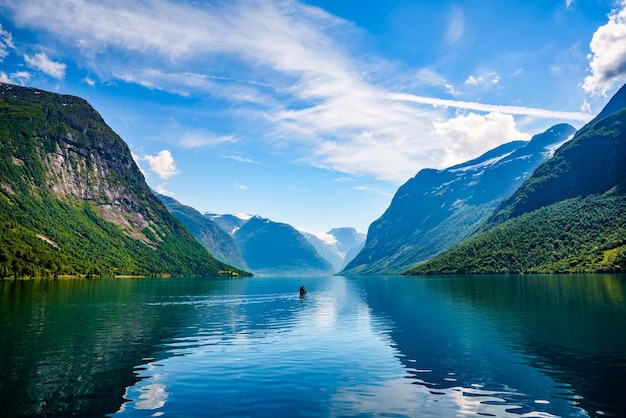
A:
[1, 0, 625, 234]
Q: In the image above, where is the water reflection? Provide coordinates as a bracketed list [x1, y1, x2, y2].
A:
[0, 278, 220, 417]
[115, 277, 411, 417]
[1, 275, 625, 417]
[355, 274, 626, 417]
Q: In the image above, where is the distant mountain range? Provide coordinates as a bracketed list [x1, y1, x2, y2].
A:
[157, 194, 249, 271]
[342, 123, 575, 275]
[0, 83, 248, 278]
[407, 84, 626, 274]
[208, 214, 333, 276]
[206, 213, 364, 275]
[303, 228, 366, 272]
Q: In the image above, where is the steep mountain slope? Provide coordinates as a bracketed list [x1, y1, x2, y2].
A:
[205, 212, 251, 235]
[232, 216, 334, 276]
[408, 84, 626, 274]
[303, 227, 366, 273]
[0, 83, 247, 278]
[486, 85, 626, 226]
[157, 194, 249, 271]
[342, 124, 575, 275]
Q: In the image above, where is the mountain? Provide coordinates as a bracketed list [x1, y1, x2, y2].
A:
[407, 84, 626, 274]
[208, 211, 362, 275]
[342, 124, 575, 275]
[0, 83, 248, 278]
[230, 216, 334, 276]
[205, 212, 251, 235]
[303, 227, 366, 273]
[157, 194, 249, 271]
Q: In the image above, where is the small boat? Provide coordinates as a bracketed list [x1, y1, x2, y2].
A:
[299, 286, 307, 297]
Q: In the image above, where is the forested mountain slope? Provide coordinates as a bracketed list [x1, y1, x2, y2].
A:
[157, 194, 249, 271]
[408, 84, 626, 275]
[232, 216, 334, 276]
[342, 124, 574, 275]
[0, 83, 247, 278]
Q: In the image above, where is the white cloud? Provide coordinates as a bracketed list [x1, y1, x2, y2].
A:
[82, 76, 95, 86]
[2, 0, 441, 183]
[0, 70, 31, 85]
[131, 152, 148, 178]
[581, 99, 591, 113]
[434, 112, 531, 167]
[179, 132, 236, 149]
[155, 184, 172, 195]
[0, 23, 15, 61]
[465, 72, 500, 86]
[583, 0, 626, 96]
[234, 182, 247, 190]
[142, 150, 179, 180]
[414, 67, 449, 87]
[24, 52, 67, 79]
[157, 120, 238, 149]
[444, 5, 464, 44]
[134, 384, 168, 410]
[1, 0, 593, 184]
[221, 154, 260, 164]
[389, 92, 591, 121]
[12, 71, 31, 82]
[413, 68, 457, 95]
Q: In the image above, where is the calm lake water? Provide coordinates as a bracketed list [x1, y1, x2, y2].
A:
[1, 275, 625, 417]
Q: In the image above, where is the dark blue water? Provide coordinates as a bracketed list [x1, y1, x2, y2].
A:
[1, 275, 625, 417]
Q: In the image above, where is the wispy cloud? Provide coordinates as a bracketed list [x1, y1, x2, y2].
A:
[465, 72, 500, 86]
[353, 185, 394, 198]
[583, 0, 626, 96]
[444, 5, 464, 44]
[0, 70, 30, 85]
[156, 120, 238, 149]
[388, 92, 591, 121]
[221, 155, 261, 164]
[179, 132, 236, 149]
[82, 76, 96, 86]
[0, 23, 14, 61]
[23, 52, 66, 79]
[2, 0, 594, 184]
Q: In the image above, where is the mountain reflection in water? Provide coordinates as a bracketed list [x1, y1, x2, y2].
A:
[358, 275, 626, 417]
[0, 275, 624, 417]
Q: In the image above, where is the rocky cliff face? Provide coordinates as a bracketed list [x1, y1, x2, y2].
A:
[408, 84, 626, 274]
[0, 83, 246, 278]
[44, 132, 158, 244]
[486, 85, 626, 226]
[3, 83, 158, 243]
[342, 124, 576, 275]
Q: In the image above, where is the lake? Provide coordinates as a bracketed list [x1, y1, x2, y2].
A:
[0, 275, 625, 417]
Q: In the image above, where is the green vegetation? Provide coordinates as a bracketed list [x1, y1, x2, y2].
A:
[485, 108, 626, 227]
[407, 187, 626, 274]
[157, 193, 248, 271]
[0, 83, 250, 279]
[406, 85, 626, 275]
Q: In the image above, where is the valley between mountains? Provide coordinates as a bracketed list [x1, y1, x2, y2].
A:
[0, 81, 624, 279]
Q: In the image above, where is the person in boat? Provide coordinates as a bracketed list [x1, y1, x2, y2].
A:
[299, 285, 307, 297]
